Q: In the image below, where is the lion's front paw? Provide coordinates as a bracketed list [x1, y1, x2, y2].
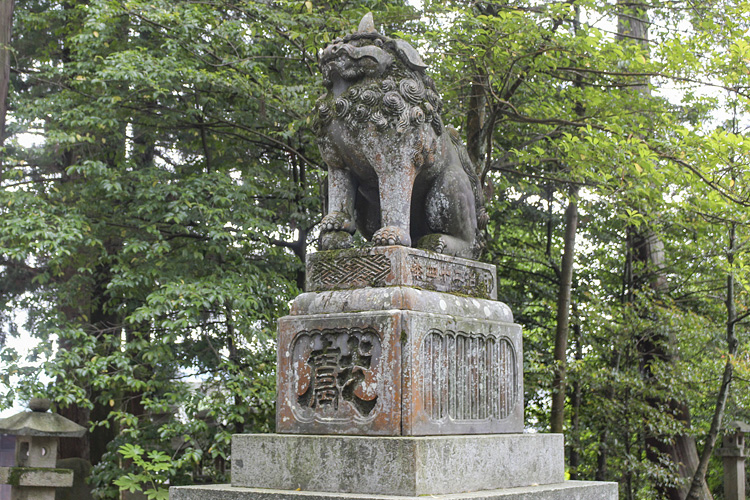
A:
[320, 231, 354, 250]
[372, 226, 411, 247]
[320, 211, 356, 234]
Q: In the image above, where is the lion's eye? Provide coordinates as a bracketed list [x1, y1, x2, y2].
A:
[374, 39, 383, 47]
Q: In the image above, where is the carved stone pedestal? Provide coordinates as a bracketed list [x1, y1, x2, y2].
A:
[277, 247, 523, 436]
[278, 300, 522, 435]
[170, 247, 618, 500]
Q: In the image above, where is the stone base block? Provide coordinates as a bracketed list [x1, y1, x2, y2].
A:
[231, 434, 563, 496]
[171, 481, 618, 500]
[277, 300, 523, 435]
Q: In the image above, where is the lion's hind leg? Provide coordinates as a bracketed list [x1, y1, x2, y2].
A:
[319, 210, 357, 249]
[321, 210, 356, 233]
[319, 164, 358, 250]
[417, 167, 478, 259]
[417, 233, 474, 258]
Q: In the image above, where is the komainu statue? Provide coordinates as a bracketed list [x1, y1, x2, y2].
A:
[312, 13, 487, 259]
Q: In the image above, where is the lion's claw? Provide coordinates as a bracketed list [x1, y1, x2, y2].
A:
[417, 233, 447, 253]
[320, 211, 355, 234]
[372, 226, 411, 247]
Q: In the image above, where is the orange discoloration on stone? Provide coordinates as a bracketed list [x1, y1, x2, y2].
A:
[277, 249, 523, 436]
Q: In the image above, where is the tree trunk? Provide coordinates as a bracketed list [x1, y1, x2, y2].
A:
[569, 305, 582, 479]
[226, 303, 245, 435]
[685, 223, 738, 500]
[551, 6, 584, 436]
[0, 0, 13, 163]
[617, 2, 710, 497]
[466, 74, 487, 168]
[631, 226, 710, 500]
[57, 404, 91, 461]
[289, 149, 308, 289]
[550, 187, 579, 433]
[58, 266, 120, 464]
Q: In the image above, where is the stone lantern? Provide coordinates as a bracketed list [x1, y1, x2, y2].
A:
[0, 398, 86, 500]
[717, 420, 750, 500]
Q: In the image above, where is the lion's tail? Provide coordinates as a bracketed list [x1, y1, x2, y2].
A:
[448, 126, 488, 256]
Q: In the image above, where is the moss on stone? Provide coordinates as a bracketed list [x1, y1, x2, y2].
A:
[416, 234, 444, 253]
[5, 467, 72, 487]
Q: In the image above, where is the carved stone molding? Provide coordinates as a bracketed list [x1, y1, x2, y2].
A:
[306, 246, 497, 300]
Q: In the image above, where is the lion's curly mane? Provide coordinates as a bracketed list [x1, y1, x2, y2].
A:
[312, 32, 445, 137]
[313, 30, 487, 251]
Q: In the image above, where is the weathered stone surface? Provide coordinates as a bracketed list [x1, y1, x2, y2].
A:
[0, 409, 86, 438]
[277, 312, 402, 435]
[718, 429, 747, 500]
[13, 436, 58, 468]
[231, 434, 563, 496]
[401, 312, 523, 435]
[171, 481, 618, 500]
[291, 287, 511, 322]
[9, 486, 57, 500]
[313, 16, 487, 259]
[306, 246, 496, 300]
[277, 306, 523, 435]
[0, 467, 73, 487]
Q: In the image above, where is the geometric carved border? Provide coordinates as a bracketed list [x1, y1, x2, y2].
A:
[309, 254, 390, 288]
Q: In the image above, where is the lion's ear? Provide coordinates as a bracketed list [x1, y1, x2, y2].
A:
[394, 39, 427, 70]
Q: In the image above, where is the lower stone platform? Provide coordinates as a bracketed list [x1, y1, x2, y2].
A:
[169, 434, 617, 499]
[231, 434, 562, 496]
[170, 481, 618, 500]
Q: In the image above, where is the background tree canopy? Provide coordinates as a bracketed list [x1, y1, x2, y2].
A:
[1, 0, 749, 499]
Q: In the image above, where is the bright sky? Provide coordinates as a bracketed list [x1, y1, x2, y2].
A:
[1, 310, 42, 418]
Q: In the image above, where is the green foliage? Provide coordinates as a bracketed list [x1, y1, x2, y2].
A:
[114, 444, 176, 500]
[1, 0, 413, 496]
[3, 0, 750, 498]
[417, 0, 750, 497]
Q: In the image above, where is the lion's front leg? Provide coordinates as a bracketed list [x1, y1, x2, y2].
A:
[320, 167, 357, 250]
[371, 165, 415, 247]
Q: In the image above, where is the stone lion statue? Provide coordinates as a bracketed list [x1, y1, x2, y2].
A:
[312, 13, 487, 259]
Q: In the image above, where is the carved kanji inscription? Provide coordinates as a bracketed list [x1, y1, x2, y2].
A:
[291, 328, 381, 423]
[408, 254, 494, 298]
